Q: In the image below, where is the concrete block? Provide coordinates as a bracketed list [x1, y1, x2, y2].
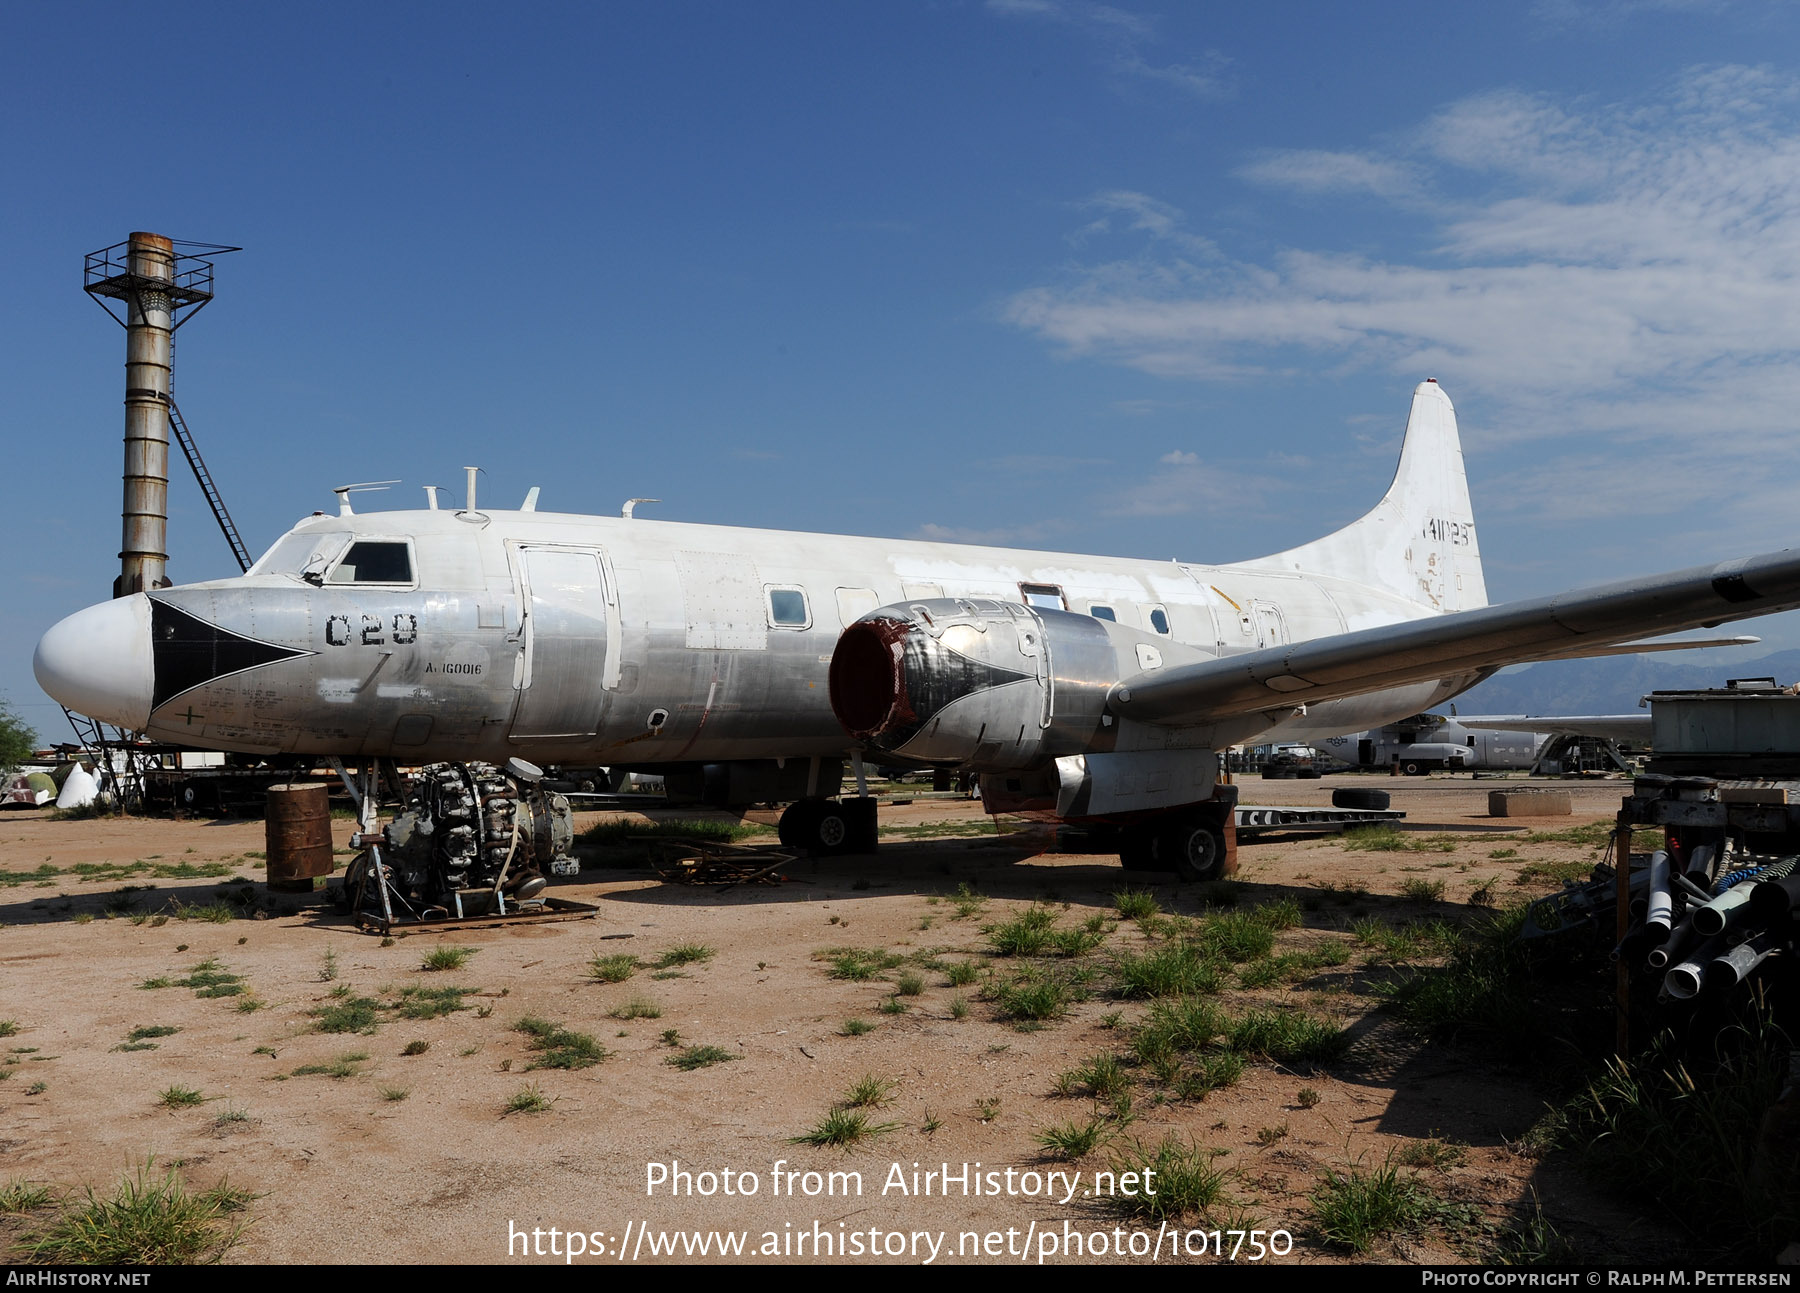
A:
[1488, 789, 1572, 817]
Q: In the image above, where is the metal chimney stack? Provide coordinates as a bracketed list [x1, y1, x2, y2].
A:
[84, 232, 233, 598]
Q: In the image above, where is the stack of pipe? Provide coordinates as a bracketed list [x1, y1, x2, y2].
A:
[1639, 848, 1796, 1000]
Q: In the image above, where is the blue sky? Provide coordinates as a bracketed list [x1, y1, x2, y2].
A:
[8, 0, 1800, 738]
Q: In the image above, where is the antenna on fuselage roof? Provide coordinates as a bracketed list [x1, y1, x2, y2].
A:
[331, 481, 400, 516]
[622, 498, 660, 519]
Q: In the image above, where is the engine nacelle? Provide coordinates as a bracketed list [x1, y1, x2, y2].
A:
[829, 597, 1202, 773]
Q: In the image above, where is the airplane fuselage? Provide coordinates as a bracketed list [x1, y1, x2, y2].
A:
[95, 505, 1473, 768]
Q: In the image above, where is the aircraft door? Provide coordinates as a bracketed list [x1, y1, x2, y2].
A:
[511, 546, 610, 740]
[1251, 601, 1288, 650]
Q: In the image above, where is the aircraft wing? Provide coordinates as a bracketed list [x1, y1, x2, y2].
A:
[1455, 714, 1654, 741]
[1110, 548, 1800, 728]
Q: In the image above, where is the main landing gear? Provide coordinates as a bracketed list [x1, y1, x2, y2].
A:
[1112, 792, 1238, 882]
[777, 797, 879, 856]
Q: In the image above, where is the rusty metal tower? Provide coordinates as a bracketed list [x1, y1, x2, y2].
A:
[83, 233, 240, 597]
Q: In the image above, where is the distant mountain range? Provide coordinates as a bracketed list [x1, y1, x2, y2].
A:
[1448, 650, 1800, 718]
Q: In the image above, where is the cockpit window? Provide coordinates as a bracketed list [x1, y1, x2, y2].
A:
[326, 541, 414, 585]
[250, 531, 348, 578]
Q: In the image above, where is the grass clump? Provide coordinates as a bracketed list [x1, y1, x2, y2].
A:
[791, 1107, 899, 1150]
[1227, 1009, 1348, 1066]
[587, 953, 639, 983]
[391, 985, 475, 1020]
[505, 1083, 554, 1115]
[1113, 941, 1224, 998]
[985, 906, 1059, 956]
[1112, 888, 1161, 921]
[609, 997, 662, 1021]
[128, 1026, 180, 1043]
[157, 1086, 206, 1110]
[946, 960, 981, 987]
[291, 1053, 367, 1079]
[840, 1018, 874, 1037]
[514, 1016, 607, 1070]
[1133, 998, 1225, 1064]
[0, 1180, 53, 1213]
[1196, 910, 1277, 963]
[14, 1161, 251, 1264]
[420, 945, 476, 972]
[1399, 877, 1447, 903]
[843, 1074, 897, 1108]
[666, 1045, 736, 1071]
[824, 948, 903, 981]
[1054, 1053, 1130, 1100]
[894, 972, 925, 997]
[1036, 1115, 1114, 1160]
[1109, 1136, 1232, 1221]
[654, 944, 714, 969]
[311, 995, 381, 1035]
[990, 969, 1079, 1023]
[401, 1040, 430, 1056]
[1310, 1156, 1436, 1254]
[1343, 825, 1455, 854]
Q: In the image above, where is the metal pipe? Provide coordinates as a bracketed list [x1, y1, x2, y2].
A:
[117, 232, 175, 597]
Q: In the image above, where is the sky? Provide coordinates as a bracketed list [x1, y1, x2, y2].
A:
[7, 0, 1800, 739]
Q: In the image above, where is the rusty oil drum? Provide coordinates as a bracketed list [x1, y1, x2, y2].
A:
[265, 782, 334, 889]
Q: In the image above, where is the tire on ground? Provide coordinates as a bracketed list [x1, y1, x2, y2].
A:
[1331, 787, 1391, 811]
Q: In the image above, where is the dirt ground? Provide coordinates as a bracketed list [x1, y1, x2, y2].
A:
[0, 775, 1671, 1266]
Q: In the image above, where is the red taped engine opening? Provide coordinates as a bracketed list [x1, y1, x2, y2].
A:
[829, 619, 908, 738]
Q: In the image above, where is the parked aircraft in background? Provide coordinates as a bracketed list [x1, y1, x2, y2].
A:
[34, 381, 1800, 880]
[1319, 714, 1552, 775]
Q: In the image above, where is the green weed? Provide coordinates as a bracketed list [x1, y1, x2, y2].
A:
[14, 1161, 250, 1264]
[587, 953, 639, 983]
[666, 1045, 737, 1071]
[514, 1016, 607, 1070]
[420, 945, 475, 972]
[791, 1108, 899, 1149]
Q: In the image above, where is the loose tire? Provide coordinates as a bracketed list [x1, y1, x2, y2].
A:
[1403, 762, 1424, 777]
[1332, 787, 1392, 811]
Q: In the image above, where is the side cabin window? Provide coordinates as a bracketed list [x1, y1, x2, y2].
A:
[765, 585, 812, 629]
[1089, 604, 1117, 622]
[1019, 582, 1066, 611]
[326, 540, 415, 586]
[1142, 604, 1171, 635]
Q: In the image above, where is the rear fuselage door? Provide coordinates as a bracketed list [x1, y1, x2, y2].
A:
[511, 545, 611, 740]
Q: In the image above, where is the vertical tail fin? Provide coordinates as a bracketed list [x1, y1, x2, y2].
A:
[1247, 380, 1487, 613]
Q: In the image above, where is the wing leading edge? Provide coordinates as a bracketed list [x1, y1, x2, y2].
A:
[1110, 549, 1800, 728]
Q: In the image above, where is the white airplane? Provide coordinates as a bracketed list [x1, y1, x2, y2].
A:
[34, 381, 1800, 880]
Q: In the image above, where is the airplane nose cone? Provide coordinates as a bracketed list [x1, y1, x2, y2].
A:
[34, 596, 154, 730]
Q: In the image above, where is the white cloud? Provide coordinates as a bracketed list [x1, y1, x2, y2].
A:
[1160, 449, 1198, 465]
[987, 1, 1232, 99]
[1236, 150, 1424, 203]
[1004, 64, 1800, 508]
